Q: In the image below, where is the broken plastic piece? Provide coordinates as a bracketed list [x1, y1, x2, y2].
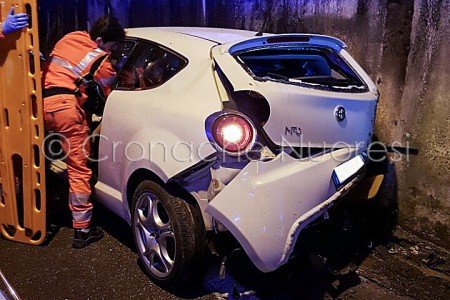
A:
[219, 256, 227, 280]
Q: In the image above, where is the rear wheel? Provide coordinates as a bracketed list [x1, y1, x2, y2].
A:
[131, 180, 204, 288]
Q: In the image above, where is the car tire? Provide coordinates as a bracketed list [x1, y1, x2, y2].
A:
[131, 180, 205, 289]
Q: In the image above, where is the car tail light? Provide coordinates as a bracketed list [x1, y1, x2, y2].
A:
[211, 114, 255, 154]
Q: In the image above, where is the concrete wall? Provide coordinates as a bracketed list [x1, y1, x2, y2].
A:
[40, 0, 449, 247]
[394, 0, 449, 247]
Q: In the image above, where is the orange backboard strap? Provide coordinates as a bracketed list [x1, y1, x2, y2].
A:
[0, 0, 46, 245]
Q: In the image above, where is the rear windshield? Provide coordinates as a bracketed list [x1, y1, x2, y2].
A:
[236, 47, 367, 92]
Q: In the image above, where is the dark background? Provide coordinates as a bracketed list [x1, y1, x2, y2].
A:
[38, 0, 449, 252]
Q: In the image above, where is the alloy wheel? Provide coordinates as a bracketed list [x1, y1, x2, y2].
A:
[134, 192, 176, 278]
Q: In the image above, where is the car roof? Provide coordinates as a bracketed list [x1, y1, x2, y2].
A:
[126, 27, 261, 45]
[125, 27, 346, 60]
[125, 27, 265, 60]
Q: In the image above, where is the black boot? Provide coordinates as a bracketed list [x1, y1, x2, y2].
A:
[72, 227, 104, 249]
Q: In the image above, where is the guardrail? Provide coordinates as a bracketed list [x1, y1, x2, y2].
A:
[0, 270, 21, 300]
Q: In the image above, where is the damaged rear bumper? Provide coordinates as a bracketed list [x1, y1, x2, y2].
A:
[205, 148, 366, 272]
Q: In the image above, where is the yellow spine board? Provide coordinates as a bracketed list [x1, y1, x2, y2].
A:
[0, 0, 46, 245]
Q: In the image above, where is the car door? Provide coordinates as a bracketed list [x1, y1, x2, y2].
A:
[95, 38, 210, 219]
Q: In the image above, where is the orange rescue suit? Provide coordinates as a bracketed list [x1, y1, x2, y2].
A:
[43, 31, 115, 229]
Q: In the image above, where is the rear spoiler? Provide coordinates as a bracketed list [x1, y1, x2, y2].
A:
[227, 34, 347, 55]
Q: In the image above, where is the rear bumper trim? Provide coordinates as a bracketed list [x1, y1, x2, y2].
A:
[280, 171, 364, 265]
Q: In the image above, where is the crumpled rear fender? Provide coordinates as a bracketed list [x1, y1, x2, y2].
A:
[205, 148, 363, 272]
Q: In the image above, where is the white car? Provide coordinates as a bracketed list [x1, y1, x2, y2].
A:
[95, 27, 378, 287]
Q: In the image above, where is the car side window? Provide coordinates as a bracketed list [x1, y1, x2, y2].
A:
[114, 41, 187, 90]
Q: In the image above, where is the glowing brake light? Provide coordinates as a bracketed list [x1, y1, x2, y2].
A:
[211, 114, 255, 154]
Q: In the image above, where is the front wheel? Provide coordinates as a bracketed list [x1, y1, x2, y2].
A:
[131, 180, 205, 288]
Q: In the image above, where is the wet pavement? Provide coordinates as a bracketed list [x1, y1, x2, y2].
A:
[1, 169, 449, 299]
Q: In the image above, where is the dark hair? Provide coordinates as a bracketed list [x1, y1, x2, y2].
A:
[89, 15, 125, 43]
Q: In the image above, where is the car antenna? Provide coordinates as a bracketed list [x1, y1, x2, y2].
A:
[255, 19, 266, 36]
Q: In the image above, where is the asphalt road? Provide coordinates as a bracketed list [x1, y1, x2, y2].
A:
[1, 171, 449, 299]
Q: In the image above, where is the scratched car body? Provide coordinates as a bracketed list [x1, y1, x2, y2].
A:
[95, 27, 378, 287]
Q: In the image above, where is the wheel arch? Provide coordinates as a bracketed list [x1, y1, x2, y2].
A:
[126, 168, 165, 212]
[126, 168, 201, 215]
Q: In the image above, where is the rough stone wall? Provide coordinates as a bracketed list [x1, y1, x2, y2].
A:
[40, 0, 449, 247]
[38, 0, 87, 56]
[394, 0, 449, 247]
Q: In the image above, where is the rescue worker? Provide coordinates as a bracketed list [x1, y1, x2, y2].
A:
[42, 16, 125, 248]
[0, 6, 28, 39]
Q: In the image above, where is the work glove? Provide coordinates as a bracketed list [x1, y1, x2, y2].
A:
[2, 7, 28, 35]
